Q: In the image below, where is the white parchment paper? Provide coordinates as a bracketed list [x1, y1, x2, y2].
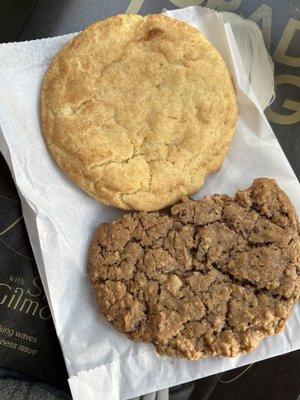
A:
[0, 6, 299, 400]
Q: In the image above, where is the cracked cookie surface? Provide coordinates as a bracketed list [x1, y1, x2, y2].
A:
[41, 14, 238, 211]
[89, 179, 300, 359]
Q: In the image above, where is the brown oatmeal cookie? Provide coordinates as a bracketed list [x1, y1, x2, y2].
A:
[88, 178, 300, 359]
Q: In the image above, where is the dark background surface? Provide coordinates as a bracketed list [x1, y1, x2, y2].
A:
[0, 1, 299, 399]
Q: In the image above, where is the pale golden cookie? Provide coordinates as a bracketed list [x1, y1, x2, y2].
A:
[89, 179, 300, 360]
[41, 14, 238, 211]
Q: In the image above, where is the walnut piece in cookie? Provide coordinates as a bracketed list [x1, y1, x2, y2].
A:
[88, 178, 300, 360]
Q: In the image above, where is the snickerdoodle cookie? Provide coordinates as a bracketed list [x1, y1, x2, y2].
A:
[41, 14, 237, 210]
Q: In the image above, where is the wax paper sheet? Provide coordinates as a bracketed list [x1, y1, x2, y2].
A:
[0, 6, 299, 400]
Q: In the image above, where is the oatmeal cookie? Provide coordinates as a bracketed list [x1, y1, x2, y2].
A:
[89, 178, 300, 359]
